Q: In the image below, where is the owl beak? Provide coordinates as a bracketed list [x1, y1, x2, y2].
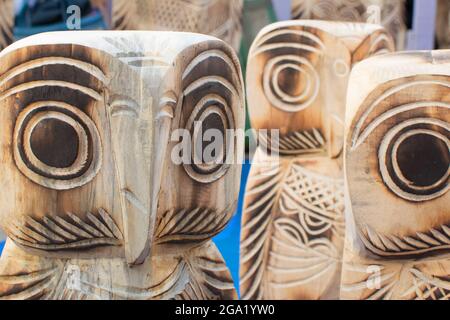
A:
[119, 95, 176, 266]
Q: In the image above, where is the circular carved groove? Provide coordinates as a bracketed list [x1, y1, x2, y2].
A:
[184, 94, 234, 184]
[263, 55, 319, 112]
[379, 118, 450, 202]
[14, 101, 102, 190]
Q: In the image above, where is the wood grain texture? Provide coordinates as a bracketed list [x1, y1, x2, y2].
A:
[341, 50, 450, 300]
[0, 0, 14, 51]
[94, 0, 243, 51]
[436, 0, 450, 49]
[291, 0, 406, 50]
[240, 20, 394, 300]
[0, 31, 245, 300]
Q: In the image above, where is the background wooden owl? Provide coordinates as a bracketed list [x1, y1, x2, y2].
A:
[291, 0, 407, 50]
[0, 0, 14, 51]
[0, 31, 245, 300]
[92, 0, 244, 52]
[436, 0, 450, 49]
[239, 20, 394, 300]
[341, 50, 450, 300]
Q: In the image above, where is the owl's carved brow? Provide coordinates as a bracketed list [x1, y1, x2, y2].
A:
[182, 50, 238, 81]
[351, 79, 450, 150]
[0, 57, 107, 102]
[0, 57, 107, 87]
[0, 80, 103, 101]
[251, 28, 326, 57]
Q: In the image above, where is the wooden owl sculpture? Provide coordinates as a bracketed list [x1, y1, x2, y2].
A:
[0, 31, 245, 300]
[92, 0, 243, 52]
[0, 0, 14, 51]
[239, 20, 394, 300]
[291, 0, 407, 50]
[341, 50, 450, 300]
[436, 0, 450, 49]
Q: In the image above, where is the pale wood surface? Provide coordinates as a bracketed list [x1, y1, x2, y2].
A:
[341, 50, 450, 300]
[93, 0, 243, 51]
[291, 0, 407, 50]
[436, 0, 449, 49]
[0, 31, 245, 300]
[0, 0, 14, 51]
[239, 20, 394, 300]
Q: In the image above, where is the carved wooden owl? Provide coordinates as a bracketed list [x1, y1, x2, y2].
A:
[291, 0, 407, 50]
[436, 0, 450, 49]
[96, 0, 244, 52]
[341, 50, 450, 300]
[239, 20, 394, 300]
[0, 0, 14, 51]
[0, 31, 244, 300]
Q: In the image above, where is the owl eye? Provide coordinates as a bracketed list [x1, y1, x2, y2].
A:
[180, 48, 241, 184]
[14, 101, 102, 190]
[379, 118, 450, 202]
[184, 94, 234, 184]
[350, 77, 450, 202]
[251, 26, 324, 113]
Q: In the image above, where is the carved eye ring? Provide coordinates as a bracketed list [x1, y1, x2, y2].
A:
[378, 118, 450, 202]
[263, 55, 320, 113]
[13, 101, 102, 190]
[184, 94, 235, 184]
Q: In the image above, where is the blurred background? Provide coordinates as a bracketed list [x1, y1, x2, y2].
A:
[0, 0, 447, 296]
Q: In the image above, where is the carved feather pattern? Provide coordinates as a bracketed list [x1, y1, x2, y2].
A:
[0, 241, 235, 300]
[7, 209, 123, 251]
[239, 161, 284, 300]
[403, 268, 450, 300]
[280, 163, 345, 239]
[259, 129, 326, 156]
[268, 218, 340, 290]
[155, 208, 231, 244]
[341, 262, 450, 300]
[360, 224, 450, 257]
[240, 156, 345, 300]
[341, 263, 400, 300]
[177, 241, 237, 300]
[0, 267, 61, 300]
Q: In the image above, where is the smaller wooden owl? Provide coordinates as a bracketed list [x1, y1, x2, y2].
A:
[239, 20, 394, 300]
[0, 31, 245, 300]
[341, 50, 450, 300]
[93, 0, 243, 52]
[291, 0, 407, 50]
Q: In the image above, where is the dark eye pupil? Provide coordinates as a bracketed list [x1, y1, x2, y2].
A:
[192, 113, 226, 165]
[397, 134, 449, 187]
[30, 119, 79, 169]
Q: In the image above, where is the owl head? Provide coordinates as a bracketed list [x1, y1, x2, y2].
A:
[0, 31, 244, 265]
[246, 20, 394, 159]
[345, 50, 450, 259]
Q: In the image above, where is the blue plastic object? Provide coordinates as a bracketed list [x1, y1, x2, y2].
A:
[0, 241, 4, 257]
[213, 162, 251, 298]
